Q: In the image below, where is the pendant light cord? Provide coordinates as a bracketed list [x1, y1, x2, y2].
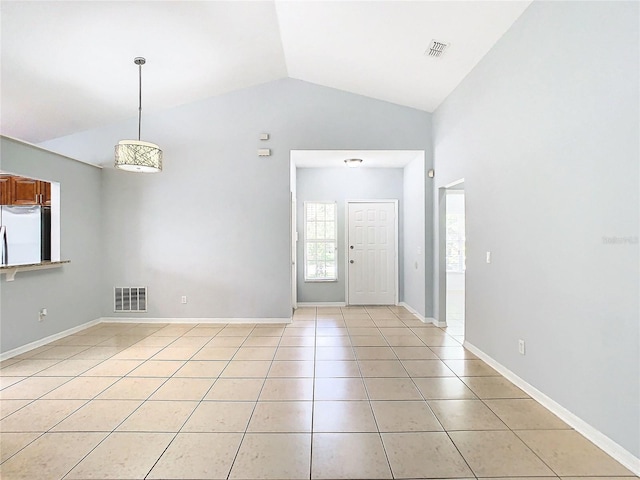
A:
[137, 62, 142, 141]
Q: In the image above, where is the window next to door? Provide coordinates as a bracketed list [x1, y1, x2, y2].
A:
[304, 202, 337, 281]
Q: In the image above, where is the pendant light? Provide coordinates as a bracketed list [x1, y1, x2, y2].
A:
[114, 57, 163, 173]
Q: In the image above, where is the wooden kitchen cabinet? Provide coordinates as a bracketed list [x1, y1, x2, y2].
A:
[0, 175, 51, 205]
[40, 181, 51, 205]
[0, 175, 11, 205]
[12, 176, 40, 205]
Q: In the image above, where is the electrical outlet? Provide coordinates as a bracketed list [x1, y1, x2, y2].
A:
[38, 308, 47, 322]
[486, 251, 492, 263]
[181, 296, 187, 304]
[518, 339, 525, 355]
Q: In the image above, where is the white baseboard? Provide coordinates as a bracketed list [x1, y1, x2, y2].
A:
[0, 317, 101, 361]
[399, 302, 428, 324]
[398, 303, 444, 327]
[464, 341, 640, 476]
[431, 317, 447, 327]
[98, 317, 292, 325]
[296, 302, 346, 307]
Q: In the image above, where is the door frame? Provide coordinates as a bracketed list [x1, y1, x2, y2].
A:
[345, 199, 399, 306]
[437, 178, 465, 327]
[291, 192, 297, 310]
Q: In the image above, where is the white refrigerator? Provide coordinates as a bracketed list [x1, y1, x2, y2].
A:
[0, 206, 49, 266]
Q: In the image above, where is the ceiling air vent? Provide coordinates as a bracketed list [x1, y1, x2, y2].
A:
[114, 287, 147, 312]
[425, 40, 449, 58]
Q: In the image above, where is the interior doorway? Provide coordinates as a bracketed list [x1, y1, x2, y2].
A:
[290, 150, 424, 310]
[445, 186, 465, 341]
[346, 200, 398, 305]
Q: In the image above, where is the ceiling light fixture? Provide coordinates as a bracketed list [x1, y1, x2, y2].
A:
[344, 158, 363, 168]
[114, 57, 163, 173]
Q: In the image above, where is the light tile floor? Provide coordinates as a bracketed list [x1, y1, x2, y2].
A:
[0, 306, 636, 480]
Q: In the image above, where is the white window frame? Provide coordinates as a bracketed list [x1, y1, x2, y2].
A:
[304, 201, 338, 282]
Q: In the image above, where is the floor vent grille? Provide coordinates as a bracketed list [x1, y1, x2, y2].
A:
[114, 287, 147, 312]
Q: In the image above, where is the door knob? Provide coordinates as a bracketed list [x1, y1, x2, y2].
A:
[350, 260, 354, 264]
[350, 245, 354, 249]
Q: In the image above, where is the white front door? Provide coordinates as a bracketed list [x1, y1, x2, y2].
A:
[347, 201, 397, 305]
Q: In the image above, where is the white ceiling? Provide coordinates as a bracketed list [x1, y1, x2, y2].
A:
[0, 1, 531, 144]
[292, 150, 423, 169]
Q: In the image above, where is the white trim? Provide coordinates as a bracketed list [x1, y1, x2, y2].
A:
[464, 341, 640, 476]
[399, 302, 426, 323]
[296, 302, 346, 307]
[345, 199, 399, 306]
[0, 317, 101, 361]
[398, 303, 445, 327]
[444, 177, 465, 189]
[431, 317, 447, 327]
[98, 317, 292, 324]
[290, 191, 297, 310]
[1, 135, 103, 169]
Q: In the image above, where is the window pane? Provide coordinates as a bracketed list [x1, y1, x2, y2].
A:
[307, 243, 316, 260]
[306, 203, 316, 221]
[326, 222, 335, 240]
[307, 262, 317, 278]
[305, 202, 337, 281]
[326, 205, 335, 221]
[317, 222, 326, 239]
[306, 223, 316, 239]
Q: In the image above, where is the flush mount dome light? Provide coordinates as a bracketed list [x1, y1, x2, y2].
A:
[344, 158, 363, 168]
[114, 57, 163, 173]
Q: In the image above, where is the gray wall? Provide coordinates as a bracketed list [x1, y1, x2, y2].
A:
[296, 167, 404, 304]
[432, 1, 639, 457]
[402, 156, 426, 316]
[0, 137, 102, 352]
[41, 79, 432, 320]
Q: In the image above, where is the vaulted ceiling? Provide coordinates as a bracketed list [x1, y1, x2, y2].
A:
[0, 1, 531, 144]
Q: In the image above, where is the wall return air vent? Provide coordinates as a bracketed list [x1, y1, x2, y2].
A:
[114, 287, 147, 312]
[425, 40, 449, 58]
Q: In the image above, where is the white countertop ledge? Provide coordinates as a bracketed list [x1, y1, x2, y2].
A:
[0, 260, 70, 281]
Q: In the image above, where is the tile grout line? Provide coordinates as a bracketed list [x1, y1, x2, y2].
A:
[57, 326, 176, 479]
[402, 318, 564, 479]
[2, 315, 628, 479]
[139, 324, 240, 479]
[386, 312, 479, 480]
[223, 322, 281, 480]
[59, 338, 190, 479]
[0, 324, 156, 467]
[359, 306, 396, 479]
[309, 306, 318, 480]
[2, 323, 197, 474]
